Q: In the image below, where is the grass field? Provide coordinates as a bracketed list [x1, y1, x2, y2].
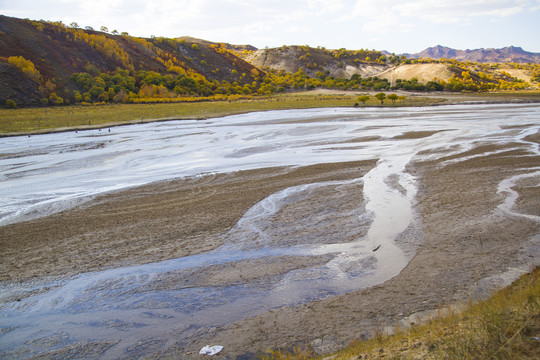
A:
[2, 90, 540, 136]
[0, 94, 444, 135]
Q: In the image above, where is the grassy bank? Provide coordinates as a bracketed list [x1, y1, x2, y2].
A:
[264, 266, 540, 359]
[0, 94, 443, 135]
[2, 91, 539, 136]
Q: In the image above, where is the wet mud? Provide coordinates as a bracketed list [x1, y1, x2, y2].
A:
[1, 104, 539, 359]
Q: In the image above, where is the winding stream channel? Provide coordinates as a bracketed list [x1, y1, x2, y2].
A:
[1, 104, 539, 358]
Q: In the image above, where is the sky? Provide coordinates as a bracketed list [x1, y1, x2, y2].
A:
[1, 0, 540, 53]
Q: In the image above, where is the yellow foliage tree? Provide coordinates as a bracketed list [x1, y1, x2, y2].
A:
[8, 56, 42, 83]
[138, 83, 154, 97]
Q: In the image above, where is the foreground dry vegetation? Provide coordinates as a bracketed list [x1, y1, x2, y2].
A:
[264, 267, 540, 360]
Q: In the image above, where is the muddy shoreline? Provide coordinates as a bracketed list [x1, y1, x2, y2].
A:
[178, 142, 540, 359]
[1, 120, 539, 359]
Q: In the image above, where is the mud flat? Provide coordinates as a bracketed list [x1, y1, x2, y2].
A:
[183, 138, 540, 359]
[0, 161, 379, 359]
[1, 105, 539, 359]
[0, 161, 373, 282]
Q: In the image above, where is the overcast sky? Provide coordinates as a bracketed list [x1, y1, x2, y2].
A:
[2, 0, 539, 53]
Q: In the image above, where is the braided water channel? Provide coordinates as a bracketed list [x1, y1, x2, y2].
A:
[1, 104, 539, 358]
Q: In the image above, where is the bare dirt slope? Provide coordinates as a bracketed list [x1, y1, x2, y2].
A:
[377, 63, 456, 84]
[243, 47, 388, 78]
[500, 68, 533, 82]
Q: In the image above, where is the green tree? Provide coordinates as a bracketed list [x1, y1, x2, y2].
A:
[73, 90, 83, 102]
[387, 94, 398, 104]
[71, 72, 94, 91]
[48, 92, 64, 105]
[5, 99, 17, 108]
[358, 95, 370, 105]
[107, 87, 116, 99]
[89, 85, 105, 98]
[375, 92, 386, 104]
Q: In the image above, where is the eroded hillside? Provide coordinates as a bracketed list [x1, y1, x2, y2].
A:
[241, 45, 389, 78]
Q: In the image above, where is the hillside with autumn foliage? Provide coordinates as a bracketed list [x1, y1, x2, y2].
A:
[1, 15, 540, 108]
[0, 15, 262, 107]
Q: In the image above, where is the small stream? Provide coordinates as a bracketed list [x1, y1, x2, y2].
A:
[1, 104, 539, 358]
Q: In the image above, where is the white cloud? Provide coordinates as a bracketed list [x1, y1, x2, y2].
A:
[362, 16, 413, 34]
[111, 0, 351, 41]
[2, 0, 539, 51]
[6, 0, 531, 38]
[348, 0, 532, 26]
[286, 25, 312, 34]
[393, 0, 529, 23]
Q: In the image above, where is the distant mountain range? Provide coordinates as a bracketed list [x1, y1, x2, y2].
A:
[406, 45, 540, 64]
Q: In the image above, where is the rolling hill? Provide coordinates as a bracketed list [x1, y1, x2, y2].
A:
[0, 15, 260, 106]
[1, 15, 539, 108]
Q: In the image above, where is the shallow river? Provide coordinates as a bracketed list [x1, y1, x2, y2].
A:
[1, 104, 539, 358]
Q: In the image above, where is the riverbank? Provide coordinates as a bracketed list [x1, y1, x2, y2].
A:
[2, 91, 540, 136]
[0, 94, 435, 136]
